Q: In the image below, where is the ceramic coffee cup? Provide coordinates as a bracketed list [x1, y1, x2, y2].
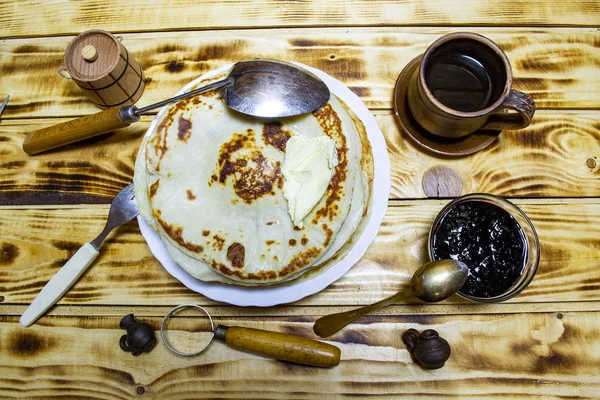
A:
[407, 32, 535, 139]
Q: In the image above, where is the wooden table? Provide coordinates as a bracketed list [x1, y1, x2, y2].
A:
[1, 1, 599, 398]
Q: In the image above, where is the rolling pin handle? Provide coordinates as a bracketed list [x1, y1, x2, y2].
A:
[217, 325, 341, 368]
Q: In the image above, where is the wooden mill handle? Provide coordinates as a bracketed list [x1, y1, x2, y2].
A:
[218, 326, 341, 367]
[22, 107, 131, 155]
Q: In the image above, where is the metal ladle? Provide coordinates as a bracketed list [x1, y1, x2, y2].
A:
[23, 59, 330, 155]
[313, 260, 468, 338]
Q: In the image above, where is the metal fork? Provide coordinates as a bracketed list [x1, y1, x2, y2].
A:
[20, 183, 139, 327]
[0, 95, 9, 118]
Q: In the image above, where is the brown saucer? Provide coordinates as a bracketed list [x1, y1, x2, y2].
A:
[393, 56, 501, 156]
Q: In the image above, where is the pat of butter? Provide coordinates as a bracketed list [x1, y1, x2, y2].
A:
[282, 135, 338, 228]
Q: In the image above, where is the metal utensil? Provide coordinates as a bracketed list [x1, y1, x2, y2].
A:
[22, 59, 331, 155]
[161, 304, 340, 367]
[313, 260, 468, 338]
[0, 95, 9, 118]
[20, 183, 139, 327]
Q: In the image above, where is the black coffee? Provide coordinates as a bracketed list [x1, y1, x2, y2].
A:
[431, 200, 526, 298]
[425, 53, 492, 112]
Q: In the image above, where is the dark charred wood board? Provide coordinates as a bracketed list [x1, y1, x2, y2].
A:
[0, 1, 599, 398]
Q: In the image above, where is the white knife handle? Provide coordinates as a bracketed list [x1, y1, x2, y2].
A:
[20, 243, 99, 327]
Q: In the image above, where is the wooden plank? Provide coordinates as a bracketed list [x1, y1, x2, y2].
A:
[0, 117, 141, 205]
[1, 28, 599, 118]
[386, 111, 600, 198]
[0, 311, 598, 398]
[3, 301, 600, 319]
[1, 200, 599, 307]
[1, 0, 599, 39]
[1, 111, 598, 204]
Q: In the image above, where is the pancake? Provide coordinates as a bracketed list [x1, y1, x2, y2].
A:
[313, 103, 373, 267]
[135, 73, 373, 285]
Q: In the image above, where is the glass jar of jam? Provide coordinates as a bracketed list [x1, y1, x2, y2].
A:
[428, 193, 539, 302]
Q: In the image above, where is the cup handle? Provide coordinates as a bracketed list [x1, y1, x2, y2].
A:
[481, 90, 536, 131]
[57, 62, 72, 80]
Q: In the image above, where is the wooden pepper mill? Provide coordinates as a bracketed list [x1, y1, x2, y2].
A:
[58, 29, 145, 109]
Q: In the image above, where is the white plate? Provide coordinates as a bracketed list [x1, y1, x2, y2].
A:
[137, 62, 391, 306]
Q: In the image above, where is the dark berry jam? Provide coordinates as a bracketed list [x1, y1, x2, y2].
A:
[431, 200, 526, 298]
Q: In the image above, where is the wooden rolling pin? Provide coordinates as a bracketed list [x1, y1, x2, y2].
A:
[214, 325, 341, 367]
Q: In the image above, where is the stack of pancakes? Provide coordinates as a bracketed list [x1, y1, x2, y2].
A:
[134, 74, 374, 286]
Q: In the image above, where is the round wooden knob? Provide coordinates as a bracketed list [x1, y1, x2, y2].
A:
[82, 45, 98, 62]
[422, 166, 462, 197]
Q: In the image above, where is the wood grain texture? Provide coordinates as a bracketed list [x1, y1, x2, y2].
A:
[1, 0, 600, 39]
[1, 28, 599, 118]
[1, 1, 599, 398]
[1, 111, 598, 204]
[1, 200, 598, 307]
[0, 117, 143, 205]
[0, 311, 598, 399]
[422, 166, 463, 197]
[5, 301, 600, 319]
[386, 111, 600, 198]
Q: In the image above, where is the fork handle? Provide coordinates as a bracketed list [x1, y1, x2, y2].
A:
[20, 243, 99, 327]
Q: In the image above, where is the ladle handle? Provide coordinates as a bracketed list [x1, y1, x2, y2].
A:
[313, 291, 410, 338]
[22, 77, 229, 155]
[22, 106, 139, 155]
[215, 325, 340, 368]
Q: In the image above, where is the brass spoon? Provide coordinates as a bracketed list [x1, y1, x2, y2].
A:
[313, 260, 468, 338]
